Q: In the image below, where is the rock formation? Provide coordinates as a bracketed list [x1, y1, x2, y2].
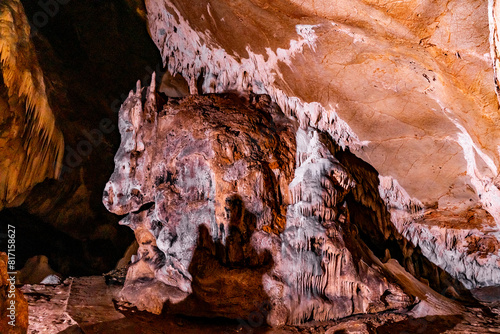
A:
[16, 255, 61, 285]
[103, 80, 297, 317]
[0, 0, 499, 331]
[98, 0, 500, 326]
[0, 252, 28, 334]
[0, 0, 64, 209]
[141, 0, 500, 291]
[0, 0, 161, 276]
[103, 77, 416, 324]
[261, 127, 412, 325]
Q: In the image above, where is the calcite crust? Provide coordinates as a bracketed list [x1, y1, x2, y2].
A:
[103, 79, 413, 324]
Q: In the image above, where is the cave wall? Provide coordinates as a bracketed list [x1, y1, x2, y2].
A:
[0, 0, 63, 210]
[0, 0, 499, 327]
[140, 0, 500, 289]
[0, 0, 163, 275]
[144, 0, 500, 219]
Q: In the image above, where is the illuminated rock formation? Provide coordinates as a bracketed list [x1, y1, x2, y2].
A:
[99, 0, 500, 324]
[1, 0, 500, 330]
[104, 79, 297, 317]
[260, 127, 411, 325]
[103, 78, 414, 324]
[0, 0, 64, 209]
[0, 0, 159, 276]
[141, 0, 500, 290]
[0, 252, 28, 333]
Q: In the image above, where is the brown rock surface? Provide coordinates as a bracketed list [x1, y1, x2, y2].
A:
[0, 0, 162, 276]
[0, 0, 63, 209]
[18, 275, 500, 333]
[145, 0, 500, 215]
[66, 276, 126, 332]
[103, 80, 416, 325]
[20, 279, 79, 334]
[16, 255, 61, 285]
[0, 252, 28, 334]
[141, 0, 500, 290]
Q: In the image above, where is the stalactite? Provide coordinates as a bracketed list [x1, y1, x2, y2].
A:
[270, 127, 410, 325]
[0, 0, 64, 209]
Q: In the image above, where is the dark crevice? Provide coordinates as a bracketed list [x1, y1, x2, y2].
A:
[132, 202, 155, 214]
[318, 129, 477, 303]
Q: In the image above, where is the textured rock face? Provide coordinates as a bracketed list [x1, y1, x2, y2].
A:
[104, 81, 297, 318]
[0, 252, 28, 334]
[20, 275, 500, 333]
[0, 0, 161, 276]
[264, 127, 412, 325]
[0, 0, 64, 209]
[20, 279, 79, 334]
[141, 0, 500, 289]
[145, 0, 500, 214]
[103, 80, 413, 324]
[17, 255, 61, 285]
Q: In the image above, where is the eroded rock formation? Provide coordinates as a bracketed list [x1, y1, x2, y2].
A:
[16, 255, 61, 285]
[104, 80, 297, 317]
[1, 0, 499, 331]
[98, 0, 500, 324]
[103, 78, 418, 324]
[142, 0, 500, 290]
[0, 0, 161, 276]
[261, 127, 412, 325]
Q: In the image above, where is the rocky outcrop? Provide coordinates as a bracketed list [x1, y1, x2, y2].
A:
[19, 274, 499, 333]
[143, 0, 500, 290]
[103, 78, 416, 324]
[16, 255, 61, 285]
[104, 79, 297, 318]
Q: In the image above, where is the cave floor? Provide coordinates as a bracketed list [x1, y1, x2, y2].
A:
[19, 276, 500, 334]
